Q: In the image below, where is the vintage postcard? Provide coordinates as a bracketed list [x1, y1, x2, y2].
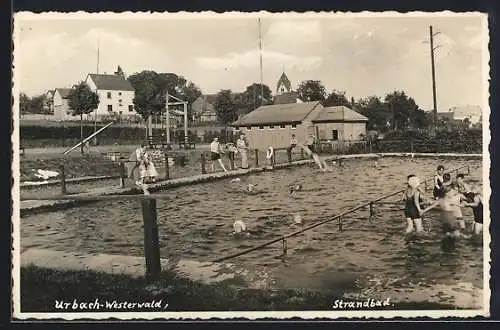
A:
[12, 11, 490, 320]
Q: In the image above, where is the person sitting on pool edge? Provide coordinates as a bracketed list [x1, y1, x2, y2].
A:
[403, 175, 425, 234]
[297, 143, 332, 172]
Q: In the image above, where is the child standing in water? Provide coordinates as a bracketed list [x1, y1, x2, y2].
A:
[403, 175, 424, 233]
[421, 187, 470, 239]
[433, 165, 445, 199]
[462, 182, 483, 235]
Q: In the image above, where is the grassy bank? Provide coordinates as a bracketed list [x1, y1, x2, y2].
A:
[20, 265, 457, 313]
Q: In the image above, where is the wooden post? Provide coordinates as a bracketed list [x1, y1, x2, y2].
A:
[272, 150, 276, 166]
[119, 162, 126, 188]
[338, 216, 343, 231]
[201, 153, 206, 174]
[229, 152, 235, 170]
[467, 166, 470, 175]
[287, 148, 292, 163]
[59, 164, 67, 195]
[300, 148, 304, 160]
[141, 198, 161, 277]
[369, 202, 374, 218]
[164, 152, 170, 180]
[254, 149, 259, 167]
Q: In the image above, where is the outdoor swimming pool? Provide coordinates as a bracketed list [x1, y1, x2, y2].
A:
[20, 156, 484, 308]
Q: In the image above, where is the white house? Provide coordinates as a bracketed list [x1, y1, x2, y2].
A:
[52, 88, 78, 121]
[450, 105, 482, 125]
[85, 74, 136, 119]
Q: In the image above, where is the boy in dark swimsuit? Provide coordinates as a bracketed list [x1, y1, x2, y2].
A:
[433, 165, 445, 199]
[462, 183, 483, 235]
[403, 175, 424, 233]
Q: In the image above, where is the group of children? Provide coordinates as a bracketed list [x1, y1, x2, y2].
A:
[403, 165, 483, 238]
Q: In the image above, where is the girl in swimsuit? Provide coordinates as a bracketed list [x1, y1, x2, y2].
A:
[433, 165, 445, 199]
[297, 144, 332, 172]
[421, 187, 470, 239]
[403, 175, 424, 233]
[462, 183, 483, 235]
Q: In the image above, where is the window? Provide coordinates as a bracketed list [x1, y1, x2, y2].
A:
[107, 105, 113, 112]
[107, 92, 112, 99]
[332, 130, 339, 141]
[269, 125, 275, 130]
[280, 125, 286, 129]
[246, 126, 252, 131]
[128, 105, 134, 112]
[259, 126, 264, 130]
[291, 124, 297, 129]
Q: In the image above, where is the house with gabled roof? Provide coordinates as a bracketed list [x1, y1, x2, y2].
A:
[52, 88, 76, 121]
[231, 102, 367, 149]
[85, 73, 136, 119]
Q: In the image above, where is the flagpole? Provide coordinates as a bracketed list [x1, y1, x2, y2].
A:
[93, 35, 100, 145]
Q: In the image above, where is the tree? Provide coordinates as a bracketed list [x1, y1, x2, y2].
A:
[19, 93, 30, 114]
[114, 65, 125, 78]
[67, 82, 100, 155]
[128, 71, 163, 119]
[356, 95, 392, 131]
[128, 71, 202, 123]
[214, 89, 237, 140]
[296, 80, 327, 102]
[239, 83, 273, 113]
[384, 91, 427, 131]
[324, 89, 350, 107]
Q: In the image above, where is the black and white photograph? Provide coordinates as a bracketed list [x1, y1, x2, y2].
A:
[12, 11, 490, 319]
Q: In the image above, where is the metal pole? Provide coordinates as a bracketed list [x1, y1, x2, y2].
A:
[141, 198, 161, 277]
[184, 102, 188, 147]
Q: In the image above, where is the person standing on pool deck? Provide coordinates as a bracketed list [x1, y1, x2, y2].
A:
[433, 165, 445, 199]
[210, 137, 228, 173]
[236, 133, 249, 169]
[297, 143, 332, 172]
[306, 134, 316, 153]
[403, 175, 424, 233]
[421, 187, 470, 239]
[462, 182, 483, 235]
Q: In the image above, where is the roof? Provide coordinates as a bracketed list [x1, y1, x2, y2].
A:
[232, 101, 321, 126]
[276, 72, 292, 93]
[54, 88, 73, 99]
[312, 106, 368, 122]
[87, 74, 135, 91]
[274, 92, 299, 105]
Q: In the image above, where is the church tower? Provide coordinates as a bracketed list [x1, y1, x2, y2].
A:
[276, 71, 292, 95]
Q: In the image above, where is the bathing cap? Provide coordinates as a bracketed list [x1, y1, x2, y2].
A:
[408, 176, 420, 188]
[293, 214, 302, 224]
[233, 220, 246, 233]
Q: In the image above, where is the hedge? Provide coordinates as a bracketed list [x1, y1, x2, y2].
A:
[20, 124, 237, 147]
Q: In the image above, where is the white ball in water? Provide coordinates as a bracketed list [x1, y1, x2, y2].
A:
[233, 220, 246, 233]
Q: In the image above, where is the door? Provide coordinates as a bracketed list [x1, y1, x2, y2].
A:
[332, 130, 339, 141]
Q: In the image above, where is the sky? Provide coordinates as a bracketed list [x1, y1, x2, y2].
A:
[14, 12, 488, 112]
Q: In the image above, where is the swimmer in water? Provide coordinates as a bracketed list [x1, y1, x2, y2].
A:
[297, 144, 332, 172]
[455, 173, 472, 195]
[403, 175, 425, 233]
[289, 183, 303, 194]
[449, 183, 467, 230]
[433, 165, 445, 199]
[462, 182, 483, 235]
[232, 220, 250, 237]
[421, 187, 470, 239]
[291, 213, 304, 228]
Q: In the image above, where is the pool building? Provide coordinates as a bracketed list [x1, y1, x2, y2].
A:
[231, 101, 368, 150]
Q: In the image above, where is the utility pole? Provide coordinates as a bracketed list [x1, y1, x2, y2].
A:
[93, 36, 100, 146]
[258, 18, 264, 104]
[429, 25, 440, 134]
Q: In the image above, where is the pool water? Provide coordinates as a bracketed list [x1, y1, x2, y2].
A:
[20, 156, 484, 308]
